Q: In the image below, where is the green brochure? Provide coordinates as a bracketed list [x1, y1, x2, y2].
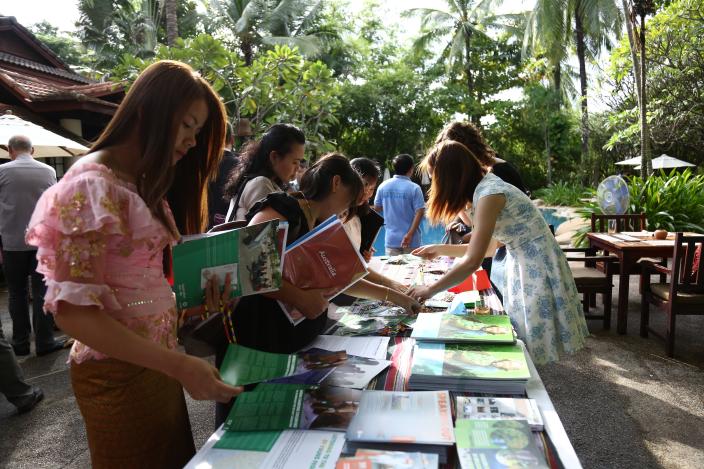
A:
[172, 220, 284, 309]
[219, 344, 344, 386]
[213, 430, 281, 452]
[224, 384, 362, 432]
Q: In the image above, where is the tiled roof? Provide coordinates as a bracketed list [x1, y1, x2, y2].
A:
[0, 68, 122, 107]
[0, 52, 90, 84]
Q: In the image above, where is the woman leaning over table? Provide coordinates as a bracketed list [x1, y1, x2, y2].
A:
[25, 61, 242, 468]
[407, 140, 589, 365]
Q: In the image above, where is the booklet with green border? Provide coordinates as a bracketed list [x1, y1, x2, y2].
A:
[224, 384, 362, 432]
[455, 419, 548, 469]
[411, 314, 515, 344]
[173, 220, 284, 309]
[213, 430, 281, 452]
[219, 344, 342, 386]
[411, 343, 530, 381]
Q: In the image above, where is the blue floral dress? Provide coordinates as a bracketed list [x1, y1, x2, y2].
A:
[473, 173, 589, 364]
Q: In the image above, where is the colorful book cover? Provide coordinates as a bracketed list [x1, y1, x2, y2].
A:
[410, 343, 530, 381]
[173, 220, 283, 309]
[456, 397, 544, 431]
[219, 344, 343, 386]
[345, 391, 455, 445]
[278, 215, 368, 325]
[332, 313, 412, 337]
[455, 420, 549, 469]
[336, 450, 438, 469]
[224, 384, 362, 432]
[411, 314, 515, 344]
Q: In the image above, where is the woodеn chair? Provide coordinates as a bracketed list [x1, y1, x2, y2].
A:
[640, 233, 704, 357]
[562, 246, 617, 329]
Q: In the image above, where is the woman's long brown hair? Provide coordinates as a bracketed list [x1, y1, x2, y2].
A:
[435, 121, 496, 167]
[89, 60, 226, 236]
[421, 140, 486, 225]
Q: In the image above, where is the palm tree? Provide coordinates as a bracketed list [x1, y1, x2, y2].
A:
[165, 0, 178, 46]
[631, 0, 656, 179]
[405, 0, 519, 123]
[210, 0, 325, 66]
[524, 0, 621, 170]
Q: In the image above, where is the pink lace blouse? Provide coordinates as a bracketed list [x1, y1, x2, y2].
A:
[26, 163, 179, 363]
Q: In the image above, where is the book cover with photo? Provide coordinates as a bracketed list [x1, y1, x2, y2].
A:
[410, 343, 529, 381]
[455, 420, 548, 469]
[278, 215, 368, 325]
[411, 314, 515, 344]
[336, 449, 438, 469]
[456, 397, 543, 431]
[346, 391, 455, 446]
[219, 344, 343, 386]
[224, 384, 362, 433]
[173, 220, 284, 309]
[322, 354, 391, 389]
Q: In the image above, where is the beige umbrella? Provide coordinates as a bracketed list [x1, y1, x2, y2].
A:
[634, 154, 696, 170]
[615, 156, 641, 166]
[0, 113, 88, 159]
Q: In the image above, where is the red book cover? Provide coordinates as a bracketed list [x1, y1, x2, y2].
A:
[278, 217, 368, 325]
[448, 269, 491, 293]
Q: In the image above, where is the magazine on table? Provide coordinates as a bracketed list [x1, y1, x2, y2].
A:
[301, 335, 391, 360]
[456, 397, 544, 431]
[260, 430, 346, 469]
[409, 343, 530, 394]
[278, 215, 369, 325]
[411, 314, 515, 344]
[455, 419, 549, 469]
[173, 220, 285, 309]
[336, 449, 439, 469]
[322, 354, 391, 389]
[219, 344, 344, 387]
[224, 384, 362, 432]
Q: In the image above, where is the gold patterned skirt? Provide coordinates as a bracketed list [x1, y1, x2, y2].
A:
[70, 358, 195, 469]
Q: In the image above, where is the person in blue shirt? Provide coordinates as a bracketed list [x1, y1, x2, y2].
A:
[373, 154, 426, 255]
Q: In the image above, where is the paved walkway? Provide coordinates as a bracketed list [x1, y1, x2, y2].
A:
[1, 276, 702, 468]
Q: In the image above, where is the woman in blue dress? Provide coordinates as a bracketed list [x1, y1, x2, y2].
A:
[408, 140, 589, 364]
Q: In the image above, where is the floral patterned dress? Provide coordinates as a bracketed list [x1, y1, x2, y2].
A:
[26, 162, 179, 363]
[473, 173, 589, 364]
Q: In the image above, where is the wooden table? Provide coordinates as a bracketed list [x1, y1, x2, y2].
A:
[587, 232, 676, 334]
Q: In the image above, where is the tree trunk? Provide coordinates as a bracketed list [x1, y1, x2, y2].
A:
[638, 13, 652, 179]
[622, 0, 642, 108]
[464, 28, 479, 124]
[553, 62, 562, 108]
[545, 123, 552, 185]
[575, 2, 590, 171]
[241, 36, 254, 66]
[165, 0, 178, 46]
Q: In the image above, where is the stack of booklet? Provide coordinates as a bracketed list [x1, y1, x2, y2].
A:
[455, 419, 549, 469]
[279, 215, 368, 325]
[408, 343, 530, 394]
[410, 314, 515, 344]
[345, 390, 455, 463]
[456, 396, 544, 431]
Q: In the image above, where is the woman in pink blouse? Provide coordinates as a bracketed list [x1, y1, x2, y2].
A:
[26, 61, 242, 468]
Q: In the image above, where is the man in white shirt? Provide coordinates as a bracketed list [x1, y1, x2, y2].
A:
[0, 135, 64, 356]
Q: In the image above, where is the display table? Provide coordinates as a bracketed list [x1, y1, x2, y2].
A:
[186, 340, 582, 469]
[185, 255, 583, 468]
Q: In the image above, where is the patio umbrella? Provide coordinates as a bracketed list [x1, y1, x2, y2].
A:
[615, 156, 642, 166]
[634, 154, 696, 170]
[0, 113, 88, 159]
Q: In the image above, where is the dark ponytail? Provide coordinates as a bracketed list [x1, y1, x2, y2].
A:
[224, 123, 305, 198]
[300, 153, 363, 215]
